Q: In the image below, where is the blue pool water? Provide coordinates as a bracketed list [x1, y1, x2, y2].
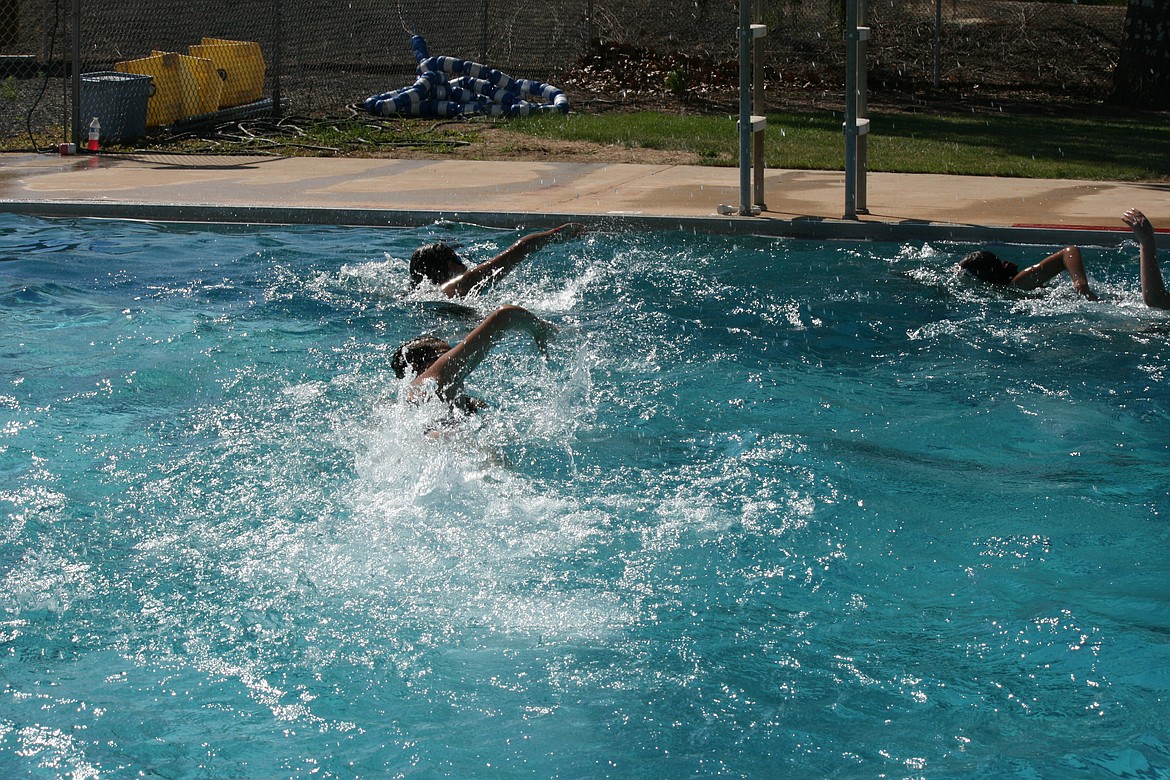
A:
[1, 212, 1168, 779]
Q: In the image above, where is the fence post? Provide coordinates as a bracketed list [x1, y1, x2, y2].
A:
[70, 0, 81, 146]
[481, 0, 489, 63]
[933, 0, 941, 88]
[271, 0, 283, 115]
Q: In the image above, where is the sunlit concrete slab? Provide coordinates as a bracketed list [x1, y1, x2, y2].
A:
[2, 152, 1168, 246]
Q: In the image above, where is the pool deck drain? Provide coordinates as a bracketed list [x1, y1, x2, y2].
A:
[2, 152, 1169, 247]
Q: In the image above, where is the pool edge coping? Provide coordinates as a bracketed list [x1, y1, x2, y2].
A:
[0, 199, 1142, 248]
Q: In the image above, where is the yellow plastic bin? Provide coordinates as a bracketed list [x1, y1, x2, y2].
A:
[115, 52, 200, 126]
[153, 50, 222, 117]
[188, 38, 265, 108]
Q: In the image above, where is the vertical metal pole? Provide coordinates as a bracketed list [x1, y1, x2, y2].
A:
[934, 0, 942, 88]
[271, 0, 283, 116]
[751, 0, 766, 211]
[856, 0, 868, 215]
[70, 0, 81, 146]
[843, 0, 857, 219]
[481, 0, 489, 63]
[737, 0, 751, 215]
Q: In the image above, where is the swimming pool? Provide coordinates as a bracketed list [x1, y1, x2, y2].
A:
[1, 212, 1168, 778]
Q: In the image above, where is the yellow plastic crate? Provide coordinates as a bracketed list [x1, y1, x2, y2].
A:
[188, 38, 265, 108]
[114, 52, 199, 126]
[153, 51, 222, 116]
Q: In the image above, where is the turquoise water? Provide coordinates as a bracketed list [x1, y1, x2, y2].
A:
[1, 212, 1168, 779]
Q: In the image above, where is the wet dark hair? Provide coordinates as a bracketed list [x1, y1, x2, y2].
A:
[408, 243, 462, 287]
[391, 336, 450, 378]
[960, 250, 1016, 286]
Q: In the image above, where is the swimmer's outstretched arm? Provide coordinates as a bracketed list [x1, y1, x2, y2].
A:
[1122, 208, 1170, 309]
[1012, 245, 1098, 300]
[414, 305, 556, 397]
[443, 223, 586, 297]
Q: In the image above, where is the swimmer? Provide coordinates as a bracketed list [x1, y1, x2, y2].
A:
[392, 305, 556, 411]
[1121, 208, 1170, 309]
[409, 223, 585, 298]
[959, 245, 1099, 301]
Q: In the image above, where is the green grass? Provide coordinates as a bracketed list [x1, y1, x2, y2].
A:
[510, 109, 1170, 183]
[512, 111, 740, 162]
[7, 105, 1165, 183]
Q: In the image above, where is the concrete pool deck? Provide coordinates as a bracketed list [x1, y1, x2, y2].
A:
[2, 151, 1169, 247]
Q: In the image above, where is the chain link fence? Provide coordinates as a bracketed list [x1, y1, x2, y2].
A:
[581, 0, 1125, 107]
[1, 0, 1127, 150]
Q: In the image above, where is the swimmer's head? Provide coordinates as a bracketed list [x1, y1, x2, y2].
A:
[409, 242, 467, 287]
[392, 336, 451, 378]
[960, 250, 1018, 286]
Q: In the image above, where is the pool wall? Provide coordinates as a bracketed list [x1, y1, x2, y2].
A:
[0, 198, 1151, 249]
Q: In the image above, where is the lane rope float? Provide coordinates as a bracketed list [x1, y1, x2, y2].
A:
[364, 34, 570, 118]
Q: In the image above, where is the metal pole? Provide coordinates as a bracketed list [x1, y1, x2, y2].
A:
[738, 0, 751, 215]
[70, 0, 80, 146]
[843, 0, 857, 219]
[934, 0, 941, 88]
[751, 0, 766, 211]
[856, 0, 868, 215]
[481, 0, 490, 64]
[271, 0, 283, 116]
